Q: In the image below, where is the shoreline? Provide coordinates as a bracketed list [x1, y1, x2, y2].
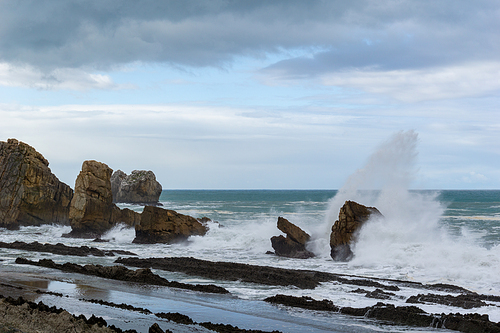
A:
[2, 252, 500, 333]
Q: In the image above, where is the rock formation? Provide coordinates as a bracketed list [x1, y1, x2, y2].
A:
[0, 139, 73, 229]
[64, 160, 140, 238]
[133, 206, 207, 244]
[111, 170, 162, 204]
[330, 200, 382, 261]
[270, 217, 315, 259]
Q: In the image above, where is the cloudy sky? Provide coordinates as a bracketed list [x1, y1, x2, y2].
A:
[1, 0, 498, 189]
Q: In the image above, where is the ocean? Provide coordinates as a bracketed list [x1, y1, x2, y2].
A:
[1, 189, 499, 332]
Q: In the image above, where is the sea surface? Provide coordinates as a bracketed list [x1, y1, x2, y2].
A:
[1, 189, 500, 332]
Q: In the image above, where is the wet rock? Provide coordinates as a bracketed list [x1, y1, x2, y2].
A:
[263, 295, 339, 311]
[155, 312, 194, 325]
[64, 160, 140, 238]
[116, 256, 319, 289]
[111, 170, 162, 205]
[148, 323, 171, 333]
[133, 206, 207, 244]
[270, 217, 314, 259]
[0, 296, 122, 332]
[330, 200, 382, 261]
[15, 257, 229, 294]
[198, 322, 282, 333]
[84, 299, 151, 314]
[0, 138, 73, 229]
[116, 256, 406, 291]
[265, 294, 500, 333]
[0, 240, 137, 257]
[406, 293, 492, 309]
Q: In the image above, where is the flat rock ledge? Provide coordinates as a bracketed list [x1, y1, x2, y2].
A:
[0, 295, 138, 333]
[116, 257, 404, 290]
[0, 240, 136, 257]
[264, 294, 500, 333]
[15, 257, 228, 294]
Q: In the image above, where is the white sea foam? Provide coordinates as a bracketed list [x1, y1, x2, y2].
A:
[305, 130, 500, 295]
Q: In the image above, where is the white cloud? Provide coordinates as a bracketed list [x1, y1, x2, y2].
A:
[0, 63, 130, 90]
[321, 62, 500, 102]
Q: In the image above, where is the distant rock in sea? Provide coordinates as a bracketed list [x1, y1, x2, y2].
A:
[270, 217, 315, 259]
[330, 200, 382, 261]
[133, 206, 208, 244]
[110, 169, 162, 205]
[0, 138, 73, 229]
[64, 160, 140, 238]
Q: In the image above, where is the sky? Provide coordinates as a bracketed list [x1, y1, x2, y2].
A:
[0, 0, 499, 189]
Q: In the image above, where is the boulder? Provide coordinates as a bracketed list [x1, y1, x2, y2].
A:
[64, 160, 140, 238]
[330, 200, 382, 261]
[271, 217, 314, 259]
[133, 206, 207, 244]
[0, 139, 73, 229]
[111, 170, 162, 204]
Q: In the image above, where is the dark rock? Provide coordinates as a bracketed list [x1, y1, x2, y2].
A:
[133, 206, 207, 244]
[116, 256, 319, 289]
[198, 322, 281, 333]
[271, 217, 314, 259]
[263, 295, 339, 311]
[365, 288, 397, 300]
[406, 293, 491, 309]
[84, 299, 151, 314]
[330, 201, 382, 261]
[155, 312, 194, 325]
[270, 235, 315, 259]
[64, 160, 140, 238]
[15, 257, 229, 294]
[111, 170, 162, 204]
[148, 323, 168, 333]
[0, 139, 73, 229]
[0, 240, 137, 257]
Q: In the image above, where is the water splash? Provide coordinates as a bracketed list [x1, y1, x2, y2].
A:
[309, 130, 500, 292]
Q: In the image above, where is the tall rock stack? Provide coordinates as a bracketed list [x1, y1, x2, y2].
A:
[0, 139, 73, 229]
[330, 201, 382, 261]
[111, 170, 162, 204]
[65, 160, 140, 238]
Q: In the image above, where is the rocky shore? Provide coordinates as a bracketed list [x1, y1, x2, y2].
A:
[0, 295, 280, 333]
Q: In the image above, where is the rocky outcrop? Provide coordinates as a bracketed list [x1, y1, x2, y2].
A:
[270, 217, 314, 259]
[64, 161, 140, 238]
[264, 295, 500, 333]
[330, 201, 382, 261]
[0, 241, 136, 257]
[15, 258, 228, 294]
[0, 139, 73, 229]
[133, 206, 207, 244]
[0, 296, 118, 333]
[111, 170, 162, 204]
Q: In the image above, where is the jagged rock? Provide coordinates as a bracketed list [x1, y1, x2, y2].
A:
[64, 160, 140, 238]
[133, 206, 207, 244]
[330, 201, 382, 261]
[110, 169, 126, 202]
[271, 217, 314, 259]
[111, 170, 162, 204]
[0, 138, 73, 229]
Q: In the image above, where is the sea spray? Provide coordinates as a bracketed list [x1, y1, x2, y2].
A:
[309, 130, 420, 256]
[309, 130, 500, 293]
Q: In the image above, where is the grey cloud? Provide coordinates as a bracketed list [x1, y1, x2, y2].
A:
[0, 0, 498, 74]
